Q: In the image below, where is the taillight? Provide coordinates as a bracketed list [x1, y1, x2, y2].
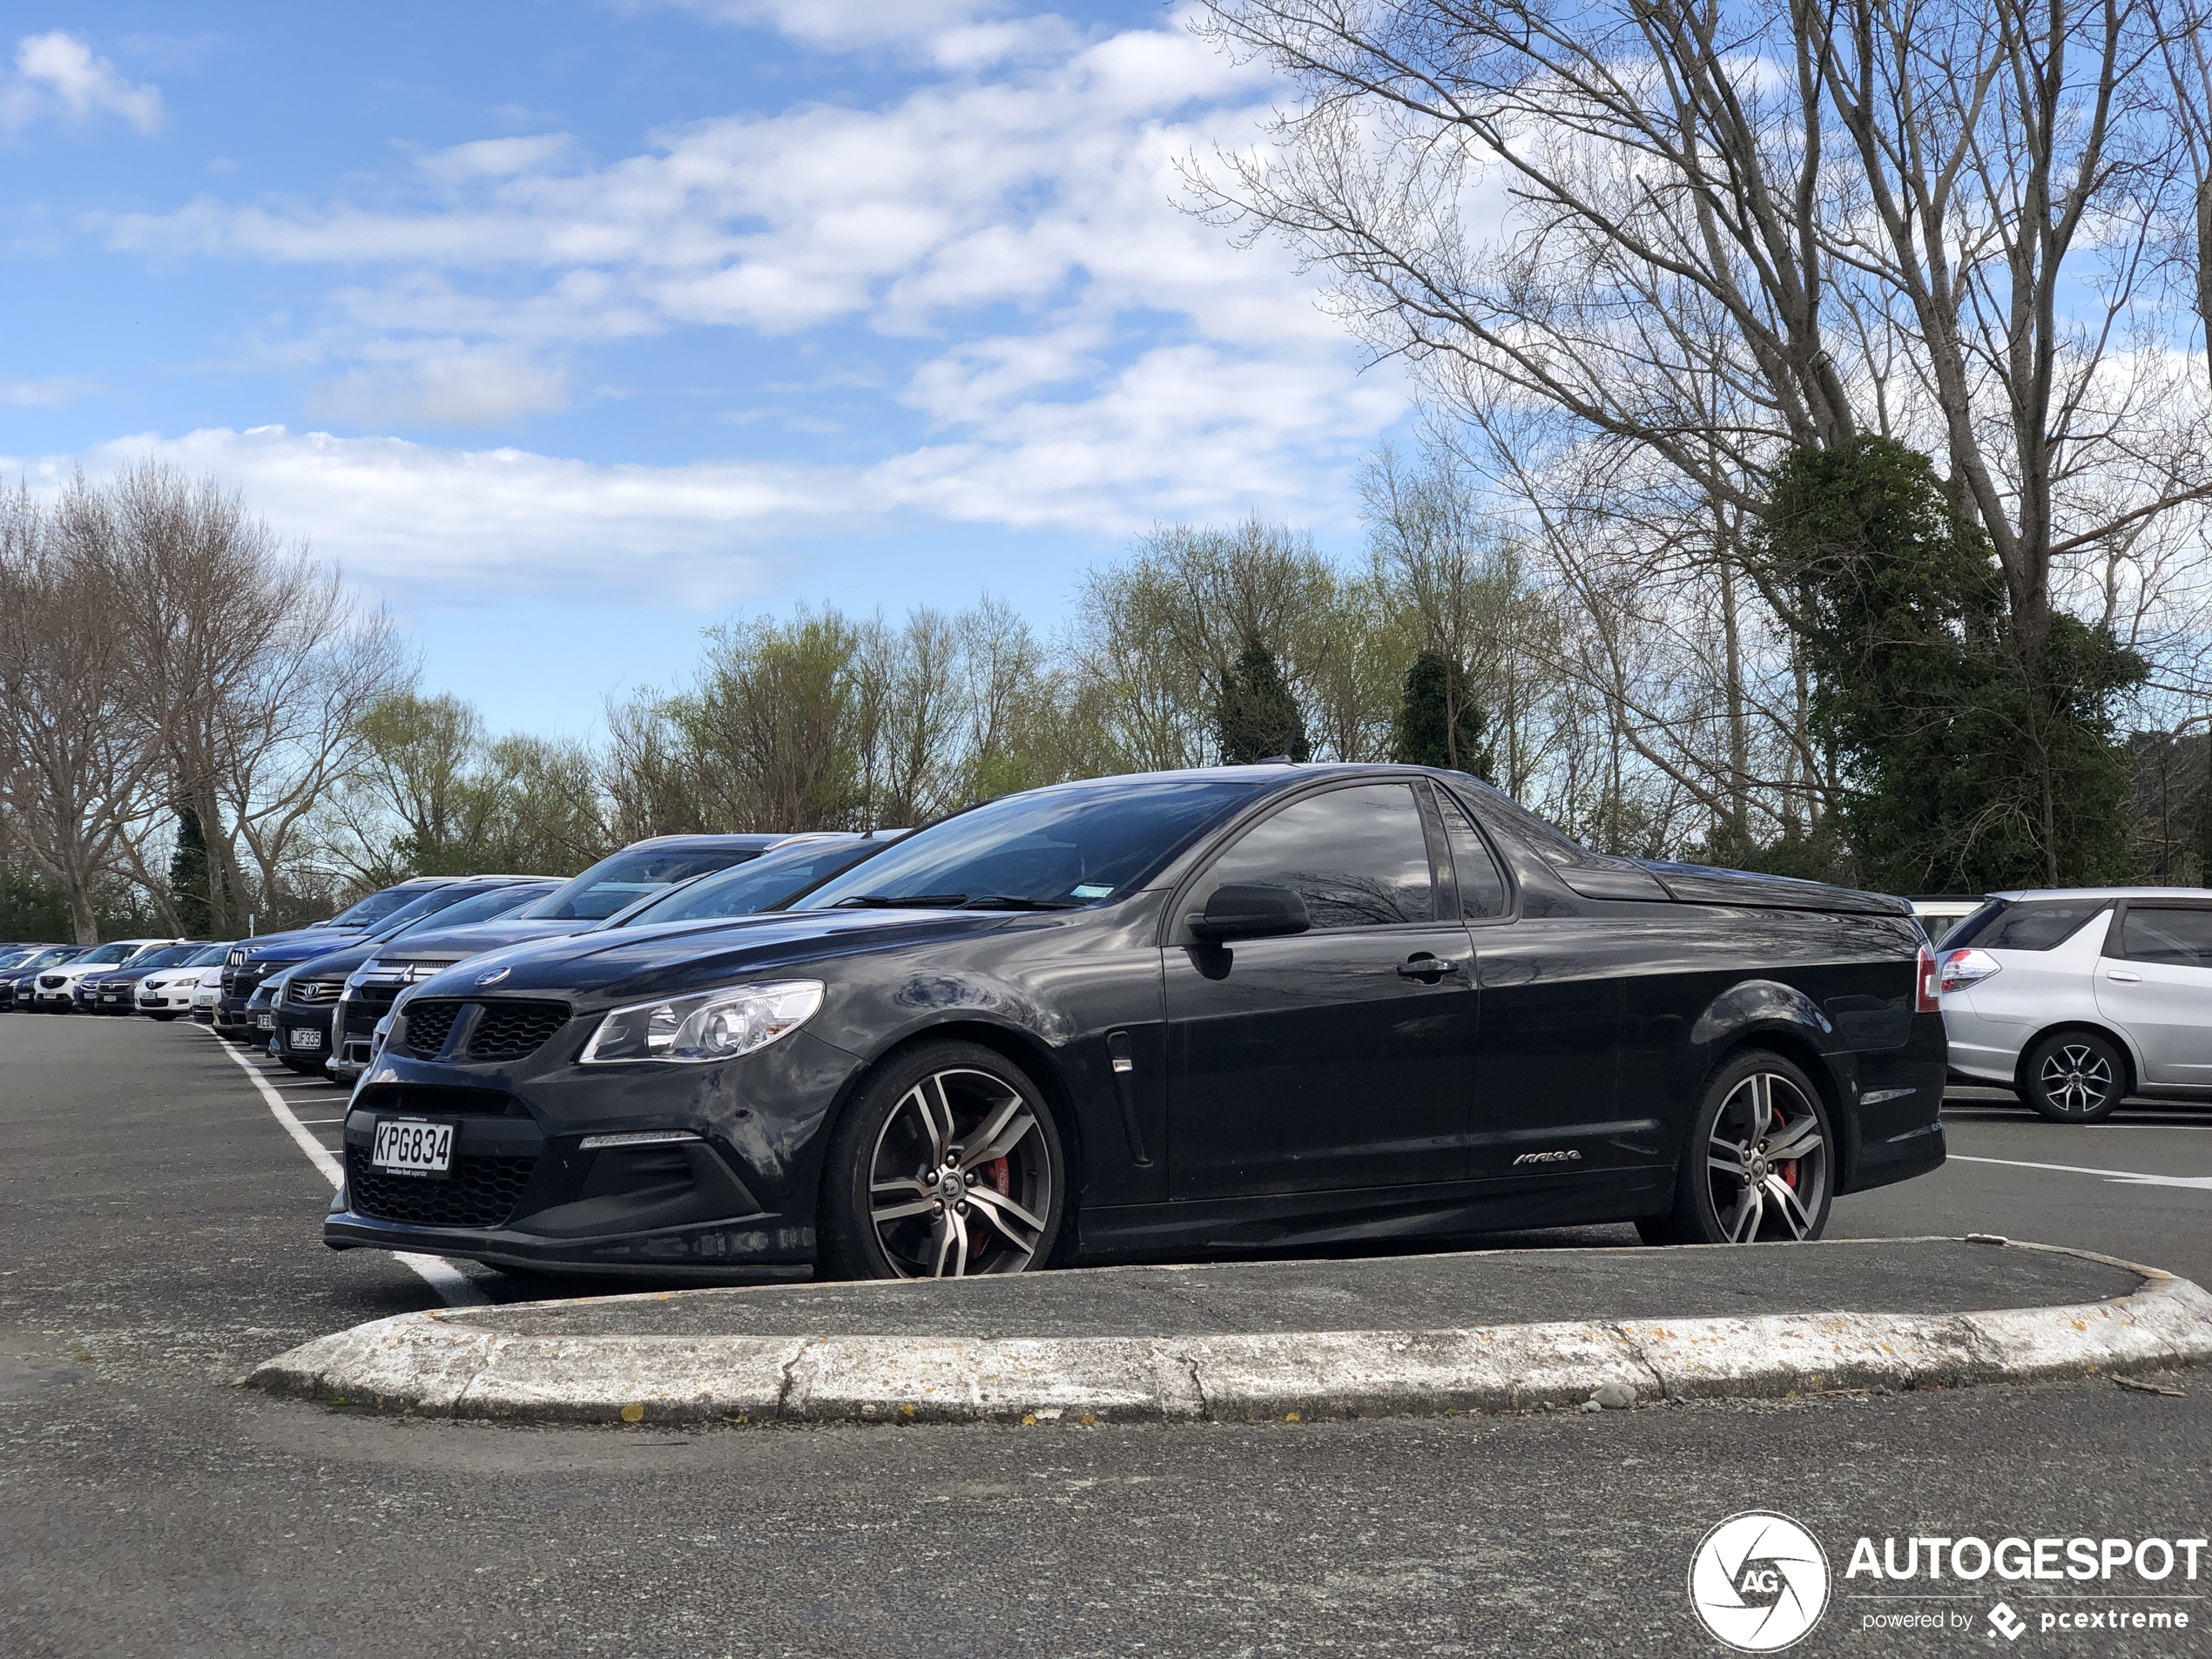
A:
[1939, 948, 2001, 995]
[1915, 943, 1940, 1012]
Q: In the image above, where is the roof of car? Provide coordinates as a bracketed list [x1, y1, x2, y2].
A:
[1987, 887, 2212, 902]
[621, 833, 798, 850]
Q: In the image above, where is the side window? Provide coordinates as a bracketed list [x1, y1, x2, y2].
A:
[2117, 907, 2212, 968]
[1197, 783, 1438, 930]
[1972, 901, 2109, 952]
[1435, 790, 1507, 919]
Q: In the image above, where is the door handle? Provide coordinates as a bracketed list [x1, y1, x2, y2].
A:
[2106, 969, 2141, 983]
[1396, 953, 1467, 984]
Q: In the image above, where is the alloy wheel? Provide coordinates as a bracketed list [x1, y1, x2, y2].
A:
[2038, 1042, 2114, 1116]
[1704, 1070, 1830, 1243]
[866, 1068, 1055, 1278]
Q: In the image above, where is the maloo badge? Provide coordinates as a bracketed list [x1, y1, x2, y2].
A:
[475, 967, 511, 986]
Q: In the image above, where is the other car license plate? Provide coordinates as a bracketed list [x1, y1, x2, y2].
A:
[287, 1027, 323, 1051]
[372, 1118, 453, 1177]
[256, 1012, 274, 1029]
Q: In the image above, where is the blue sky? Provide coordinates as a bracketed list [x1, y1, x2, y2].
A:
[0, 3, 1411, 735]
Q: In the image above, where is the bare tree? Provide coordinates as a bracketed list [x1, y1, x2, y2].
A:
[1191, 0, 2212, 874]
[0, 484, 167, 941]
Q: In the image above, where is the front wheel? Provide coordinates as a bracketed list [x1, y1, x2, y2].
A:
[818, 1042, 1067, 1281]
[2021, 1030, 2125, 1123]
[1639, 1049, 1834, 1245]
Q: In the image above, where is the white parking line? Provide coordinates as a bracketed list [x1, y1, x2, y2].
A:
[1949, 1153, 2212, 1191]
[192, 1027, 489, 1306]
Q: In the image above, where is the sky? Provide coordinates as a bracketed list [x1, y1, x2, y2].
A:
[0, 2, 1413, 737]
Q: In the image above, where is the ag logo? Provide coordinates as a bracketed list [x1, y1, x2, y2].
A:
[1689, 1511, 1831, 1652]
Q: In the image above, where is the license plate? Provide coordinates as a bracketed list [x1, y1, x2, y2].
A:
[287, 1027, 323, 1051]
[372, 1118, 454, 1177]
[256, 1013, 274, 1029]
[100, 994, 119, 1004]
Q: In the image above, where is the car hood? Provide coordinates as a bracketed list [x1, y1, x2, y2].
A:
[412, 907, 1015, 1006]
[239, 927, 354, 962]
[369, 916, 597, 966]
[286, 940, 384, 981]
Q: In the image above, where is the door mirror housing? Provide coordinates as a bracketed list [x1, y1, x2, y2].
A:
[1188, 883, 1310, 943]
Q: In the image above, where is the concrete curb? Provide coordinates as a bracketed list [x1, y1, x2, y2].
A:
[244, 1239, 2212, 1426]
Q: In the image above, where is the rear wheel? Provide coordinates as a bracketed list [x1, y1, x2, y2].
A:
[818, 1041, 1067, 1281]
[2020, 1030, 2125, 1123]
[1639, 1049, 1834, 1245]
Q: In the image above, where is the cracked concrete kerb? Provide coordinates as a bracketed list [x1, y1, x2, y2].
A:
[245, 1241, 2212, 1426]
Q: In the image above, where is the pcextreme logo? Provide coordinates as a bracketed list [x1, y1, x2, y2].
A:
[1689, 1511, 1832, 1652]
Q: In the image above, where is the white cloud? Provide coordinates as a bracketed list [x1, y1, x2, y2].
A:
[0, 374, 98, 407]
[305, 341, 573, 427]
[10, 426, 831, 605]
[0, 31, 165, 135]
[75, 10, 1410, 564]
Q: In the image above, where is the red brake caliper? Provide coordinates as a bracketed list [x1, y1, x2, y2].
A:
[969, 1157, 1011, 1258]
[1772, 1107, 1799, 1189]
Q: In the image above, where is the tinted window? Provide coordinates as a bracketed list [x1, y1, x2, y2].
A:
[2118, 907, 2212, 967]
[361, 885, 496, 939]
[126, 946, 197, 971]
[524, 847, 763, 921]
[1199, 783, 1437, 930]
[71, 947, 133, 968]
[185, 945, 232, 967]
[1436, 790, 1507, 918]
[328, 886, 437, 927]
[397, 885, 553, 932]
[1954, 900, 2108, 952]
[615, 841, 881, 927]
[801, 780, 1257, 910]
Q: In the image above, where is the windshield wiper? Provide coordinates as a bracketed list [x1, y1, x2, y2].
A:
[959, 895, 1079, 911]
[833, 893, 970, 908]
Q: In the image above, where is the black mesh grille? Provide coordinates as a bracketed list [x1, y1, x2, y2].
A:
[400, 1000, 462, 1055]
[355, 1083, 523, 1116]
[345, 1145, 536, 1230]
[463, 1001, 569, 1061]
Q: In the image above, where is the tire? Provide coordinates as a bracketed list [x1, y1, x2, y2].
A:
[2020, 1030, 2126, 1124]
[818, 1040, 1068, 1281]
[1638, 1049, 1835, 1245]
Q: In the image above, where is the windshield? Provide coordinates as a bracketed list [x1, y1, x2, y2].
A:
[126, 946, 199, 971]
[359, 884, 492, 939]
[523, 846, 766, 921]
[797, 779, 1259, 911]
[608, 840, 882, 928]
[185, 944, 232, 967]
[396, 883, 554, 933]
[23, 948, 80, 970]
[327, 884, 438, 929]
[71, 946, 137, 968]
[0, 950, 31, 970]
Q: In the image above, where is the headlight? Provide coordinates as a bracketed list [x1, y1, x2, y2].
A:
[579, 980, 824, 1066]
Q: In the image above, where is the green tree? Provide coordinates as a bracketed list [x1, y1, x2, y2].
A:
[1760, 437, 2144, 892]
[167, 805, 212, 934]
[1217, 633, 1309, 763]
[1391, 650, 1492, 778]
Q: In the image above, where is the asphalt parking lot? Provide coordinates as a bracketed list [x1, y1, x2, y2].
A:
[4, 1015, 2209, 1657]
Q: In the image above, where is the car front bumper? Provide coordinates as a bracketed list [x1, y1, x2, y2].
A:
[320, 1021, 862, 1274]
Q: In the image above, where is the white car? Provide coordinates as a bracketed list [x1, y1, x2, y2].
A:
[30, 938, 184, 1011]
[138, 943, 233, 1020]
[190, 965, 224, 1021]
[1939, 887, 2212, 1122]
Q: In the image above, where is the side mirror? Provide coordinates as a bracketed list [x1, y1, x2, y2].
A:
[1187, 883, 1310, 943]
